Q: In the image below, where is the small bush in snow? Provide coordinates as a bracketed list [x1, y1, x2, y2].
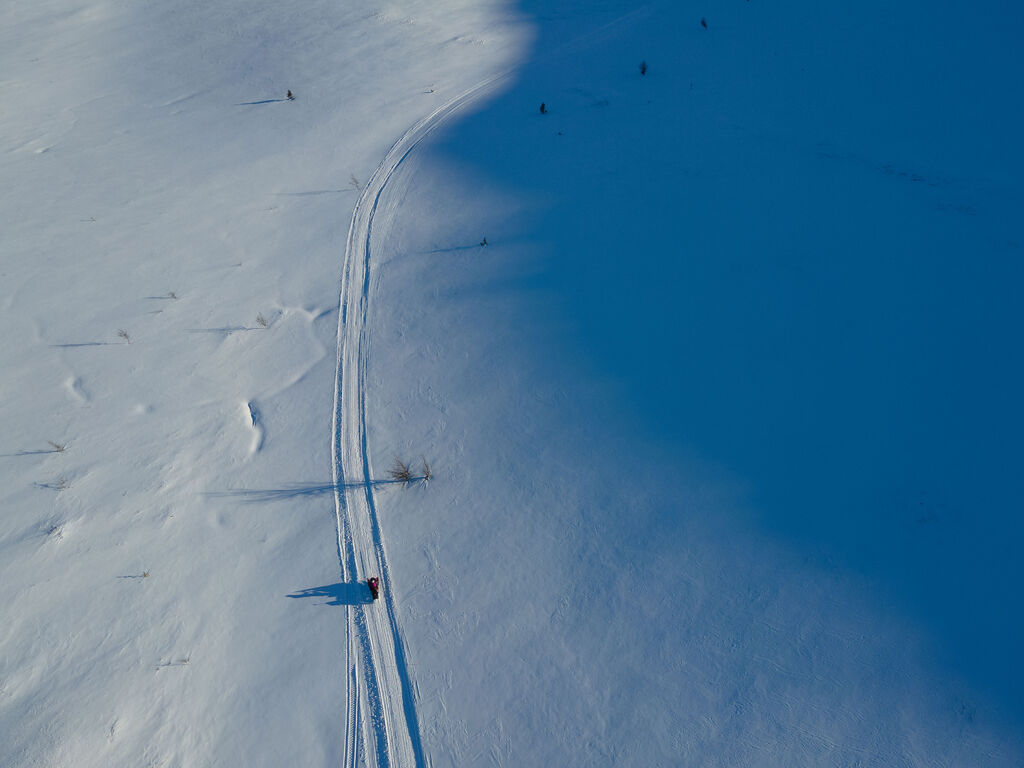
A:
[256, 313, 269, 329]
[420, 457, 431, 482]
[48, 441, 66, 453]
[117, 329, 131, 344]
[157, 656, 190, 669]
[389, 457, 413, 483]
[350, 174, 361, 191]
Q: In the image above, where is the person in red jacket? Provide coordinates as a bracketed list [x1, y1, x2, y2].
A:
[367, 577, 380, 601]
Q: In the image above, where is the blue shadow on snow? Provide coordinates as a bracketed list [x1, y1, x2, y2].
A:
[416, 0, 1024, 722]
[288, 582, 374, 606]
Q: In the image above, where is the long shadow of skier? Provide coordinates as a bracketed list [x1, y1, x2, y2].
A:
[288, 582, 373, 606]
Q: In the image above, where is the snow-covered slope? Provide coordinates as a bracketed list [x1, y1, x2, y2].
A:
[2, 0, 1022, 766]
[357, 1, 1024, 765]
[0, 1, 521, 765]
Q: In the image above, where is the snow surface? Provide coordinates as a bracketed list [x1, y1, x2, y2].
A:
[2, 0, 1023, 766]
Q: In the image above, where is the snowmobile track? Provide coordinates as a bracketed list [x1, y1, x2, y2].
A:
[330, 13, 650, 767]
[331, 76, 505, 768]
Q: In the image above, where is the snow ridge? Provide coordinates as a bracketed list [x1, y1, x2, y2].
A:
[332, 78, 504, 768]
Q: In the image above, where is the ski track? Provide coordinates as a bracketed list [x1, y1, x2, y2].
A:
[330, 13, 651, 767]
[332, 78, 506, 768]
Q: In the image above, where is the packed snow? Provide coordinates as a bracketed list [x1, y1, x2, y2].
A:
[2, 0, 1022, 766]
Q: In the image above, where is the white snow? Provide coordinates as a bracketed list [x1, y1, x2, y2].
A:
[2, 0, 1022, 766]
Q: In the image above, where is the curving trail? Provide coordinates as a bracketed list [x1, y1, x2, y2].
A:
[331, 77, 504, 768]
[329, 14, 650, 766]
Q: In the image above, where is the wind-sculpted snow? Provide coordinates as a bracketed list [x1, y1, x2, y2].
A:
[0, 1, 524, 765]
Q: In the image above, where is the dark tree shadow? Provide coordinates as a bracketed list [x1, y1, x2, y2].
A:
[236, 98, 289, 105]
[274, 190, 351, 197]
[49, 342, 119, 348]
[423, 243, 486, 254]
[288, 582, 373, 605]
[186, 326, 256, 334]
[207, 478, 424, 502]
[34, 480, 67, 491]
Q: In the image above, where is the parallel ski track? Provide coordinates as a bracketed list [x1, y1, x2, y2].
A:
[330, 12, 652, 767]
[331, 76, 504, 768]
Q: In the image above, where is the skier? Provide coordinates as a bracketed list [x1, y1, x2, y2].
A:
[367, 577, 380, 601]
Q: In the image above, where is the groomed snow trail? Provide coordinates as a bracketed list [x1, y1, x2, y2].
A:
[331, 78, 504, 768]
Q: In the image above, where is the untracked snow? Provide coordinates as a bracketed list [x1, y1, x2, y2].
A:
[2, 0, 1023, 766]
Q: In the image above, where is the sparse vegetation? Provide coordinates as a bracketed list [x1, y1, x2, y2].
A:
[156, 656, 190, 669]
[48, 441, 66, 453]
[168, 291, 178, 300]
[387, 456, 431, 485]
[256, 312, 269, 328]
[350, 174, 361, 191]
[117, 329, 131, 344]
[388, 457, 413, 483]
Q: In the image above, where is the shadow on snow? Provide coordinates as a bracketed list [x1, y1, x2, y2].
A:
[207, 478, 426, 502]
[288, 582, 374, 606]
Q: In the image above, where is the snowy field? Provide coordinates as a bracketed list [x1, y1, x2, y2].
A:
[1, 0, 1022, 766]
